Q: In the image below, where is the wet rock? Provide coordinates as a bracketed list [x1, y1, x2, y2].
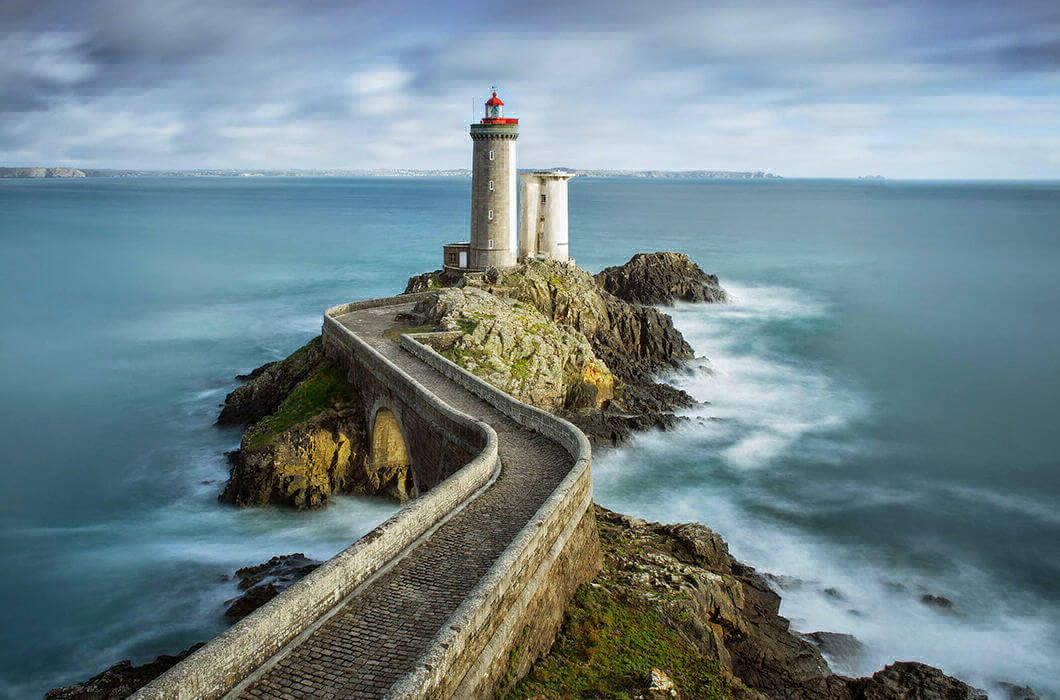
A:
[998, 681, 1040, 699]
[224, 554, 322, 622]
[44, 644, 204, 699]
[595, 251, 727, 306]
[218, 336, 325, 425]
[800, 631, 867, 670]
[920, 594, 955, 610]
[848, 662, 987, 699]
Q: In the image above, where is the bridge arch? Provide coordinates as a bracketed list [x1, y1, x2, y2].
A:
[370, 403, 417, 500]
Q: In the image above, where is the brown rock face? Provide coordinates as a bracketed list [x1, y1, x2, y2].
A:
[595, 251, 727, 306]
[220, 406, 370, 509]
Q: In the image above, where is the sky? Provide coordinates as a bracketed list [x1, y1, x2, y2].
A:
[1, 0, 1058, 178]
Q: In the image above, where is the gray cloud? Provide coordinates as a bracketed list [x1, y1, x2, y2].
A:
[0, 0, 1057, 176]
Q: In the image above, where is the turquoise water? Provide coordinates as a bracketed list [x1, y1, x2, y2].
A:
[1, 177, 1058, 697]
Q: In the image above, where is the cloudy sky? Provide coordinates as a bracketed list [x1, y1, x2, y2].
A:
[2, 0, 1058, 177]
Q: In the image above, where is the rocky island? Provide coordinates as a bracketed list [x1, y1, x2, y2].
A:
[49, 252, 1017, 699]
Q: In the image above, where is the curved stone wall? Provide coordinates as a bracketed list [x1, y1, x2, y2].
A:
[133, 298, 500, 700]
[391, 332, 599, 697]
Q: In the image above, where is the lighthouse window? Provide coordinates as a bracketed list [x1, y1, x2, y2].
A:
[489, 180, 494, 191]
[489, 150, 495, 161]
[489, 239, 494, 249]
[488, 209, 494, 220]
[540, 194, 547, 204]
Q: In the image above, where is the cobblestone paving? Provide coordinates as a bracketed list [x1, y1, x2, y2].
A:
[237, 304, 572, 699]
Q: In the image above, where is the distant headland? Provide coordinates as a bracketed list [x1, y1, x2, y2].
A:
[0, 167, 85, 178]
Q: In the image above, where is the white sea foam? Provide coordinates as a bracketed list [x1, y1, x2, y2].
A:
[592, 282, 1060, 695]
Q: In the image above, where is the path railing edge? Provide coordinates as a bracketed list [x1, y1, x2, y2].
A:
[133, 295, 498, 700]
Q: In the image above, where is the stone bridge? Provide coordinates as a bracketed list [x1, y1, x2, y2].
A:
[135, 294, 602, 699]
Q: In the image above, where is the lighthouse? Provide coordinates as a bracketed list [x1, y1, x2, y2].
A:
[441, 90, 575, 273]
[468, 91, 519, 270]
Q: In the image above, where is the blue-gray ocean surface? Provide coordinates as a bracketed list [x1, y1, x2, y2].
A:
[1, 177, 1058, 697]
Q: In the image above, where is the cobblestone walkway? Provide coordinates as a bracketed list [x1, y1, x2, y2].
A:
[235, 303, 571, 699]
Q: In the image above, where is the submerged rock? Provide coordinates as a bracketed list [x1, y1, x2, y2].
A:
[224, 553, 322, 621]
[595, 251, 727, 306]
[921, 593, 955, 610]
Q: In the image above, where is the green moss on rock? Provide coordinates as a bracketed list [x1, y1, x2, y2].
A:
[244, 362, 357, 450]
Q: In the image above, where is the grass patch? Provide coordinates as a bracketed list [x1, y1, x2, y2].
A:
[501, 584, 733, 700]
[245, 362, 356, 449]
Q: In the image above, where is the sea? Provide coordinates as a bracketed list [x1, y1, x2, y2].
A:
[0, 176, 1057, 698]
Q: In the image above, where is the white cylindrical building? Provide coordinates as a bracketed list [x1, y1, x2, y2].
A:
[518, 170, 575, 262]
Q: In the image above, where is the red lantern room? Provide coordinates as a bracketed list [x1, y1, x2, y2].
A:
[481, 91, 518, 124]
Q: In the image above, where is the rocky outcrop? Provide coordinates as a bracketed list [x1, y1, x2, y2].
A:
[404, 257, 710, 444]
[224, 554, 322, 622]
[595, 251, 727, 306]
[44, 644, 204, 699]
[218, 336, 326, 425]
[848, 663, 987, 699]
[511, 506, 992, 699]
[0, 166, 86, 178]
[408, 288, 615, 412]
[219, 358, 411, 509]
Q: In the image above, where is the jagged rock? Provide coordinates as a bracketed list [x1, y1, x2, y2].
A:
[848, 662, 987, 699]
[409, 287, 615, 412]
[44, 644, 204, 699]
[224, 554, 322, 621]
[218, 336, 325, 425]
[800, 631, 867, 670]
[595, 252, 727, 306]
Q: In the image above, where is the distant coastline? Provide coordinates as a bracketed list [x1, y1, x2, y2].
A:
[0, 167, 86, 178]
[1, 167, 781, 179]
